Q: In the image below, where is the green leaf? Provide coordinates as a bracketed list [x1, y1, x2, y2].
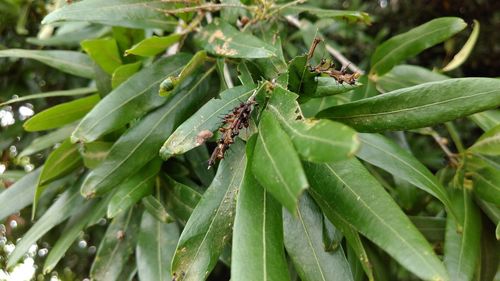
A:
[478, 219, 500, 281]
[376, 64, 448, 93]
[0, 49, 95, 78]
[7, 182, 85, 268]
[184, 146, 215, 187]
[283, 193, 354, 281]
[90, 206, 141, 281]
[42, 0, 178, 30]
[164, 175, 201, 225]
[0, 87, 96, 107]
[125, 34, 182, 57]
[80, 141, 113, 169]
[80, 69, 215, 197]
[318, 78, 500, 132]
[444, 189, 481, 281]
[136, 211, 179, 281]
[470, 167, 500, 205]
[410, 216, 446, 243]
[357, 133, 457, 219]
[195, 19, 277, 58]
[469, 124, 500, 156]
[442, 20, 480, 72]
[0, 168, 41, 221]
[43, 195, 111, 273]
[469, 110, 500, 131]
[32, 173, 75, 220]
[252, 110, 308, 213]
[26, 24, 111, 47]
[81, 37, 122, 74]
[300, 96, 338, 118]
[370, 17, 467, 76]
[111, 61, 142, 89]
[305, 159, 449, 281]
[107, 159, 161, 218]
[267, 87, 359, 163]
[72, 53, 190, 143]
[282, 6, 371, 24]
[38, 139, 82, 186]
[23, 95, 100, 132]
[315, 76, 361, 97]
[287, 55, 318, 97]
[171, 140, 246, 280]
[142, 195, 173, 223]
[231, 135, 289, 281]
[160, 84, 256, 158]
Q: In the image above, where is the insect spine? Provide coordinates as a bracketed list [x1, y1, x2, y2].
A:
[207, 97, 257, 169]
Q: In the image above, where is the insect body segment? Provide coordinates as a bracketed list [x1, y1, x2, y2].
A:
[208, 98, 256, 169]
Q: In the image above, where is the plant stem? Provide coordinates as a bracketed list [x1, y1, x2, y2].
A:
[444, 122, 465, 153]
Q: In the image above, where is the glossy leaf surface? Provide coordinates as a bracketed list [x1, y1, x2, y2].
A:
[319, 78, 500, 132]
[23, 95, 99, 132]
[195, 19, 277, 58]
[81, 37, 122, 74]
[0, 49, 94, 78]
[160, 84, 256, 158]
[72, 54, 190, 143]
[42, 0, 177, 30]
[267, 87, 359, 163]
[287, 55, 317, 97]
[125, 34, 182, 57]
[305, 159, 449, 281]
[171, 141, 246, 281]
[38, 139, 82, 185]
[136, 211, 179, 281]
[231, 135, 289, 281]
[111, 61, 142, 88]
[284, 194, 354, 281]
[0, 168, 41, 221]
[252, 111, 308, 213]
[370, 17, 466, 76]
[469, 124, 500, 156]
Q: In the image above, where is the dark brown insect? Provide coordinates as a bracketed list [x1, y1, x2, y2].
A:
[208, 99, 256, 169]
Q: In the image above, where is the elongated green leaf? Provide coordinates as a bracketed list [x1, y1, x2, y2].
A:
[38, 139, 82, 186]
[300, 96, 338, 118]
[72, 54, 190, 143]
[43, 195, 111, 273]
[195, 19, 277, 58]
[357, 133, 457, 217]
[282, 6, 371, 24]
[111, 61, 142, 88]
[80, 70, 215, 197]
[469, 110, 500, 131]
[32, 173, 75, 220]
[160, 84, 256, 158]
[444, 189, 481, 281]
[24, 95, 99, 132]
[164, 175, 201, 225]
[90, 206, 141, 281]
[0, 168, 41, 221]
[284, 194, 354, 281]
[7, 182, 85, 268]
[469, 124, 500, 156]
[0, 87, 96, 107]
[125, 34, 182, 57]
[231, 135, 289, 281]
[142, 195, 173, 223]
[267, 87, 359, 163]
[81, 37, 122, 74]
[478, 219, 500, 281]
[136, 211, 179, 281]
[442, 20, 480, 72]
[171, 141, 246, 281]
[305, 159, 449, 281]
[0, 49, 94, 78]
[318, 78, 500, 132]
[376, 64, 448, 93]
[370, 17, 466, 76]
[252, 111, 308, 213]
[470, 167, 500, 205]
[80, 141, 113, 169]
[42, 0, 178, 30]
[184, 146, 215, 187]
[315, 77, 361, 97]
[287, 55, 318, 97]
[27, 24, 111, 47]
[107, 159, 161, 218]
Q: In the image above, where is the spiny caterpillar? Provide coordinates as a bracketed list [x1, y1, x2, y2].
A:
[207, 98, 257, 169]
